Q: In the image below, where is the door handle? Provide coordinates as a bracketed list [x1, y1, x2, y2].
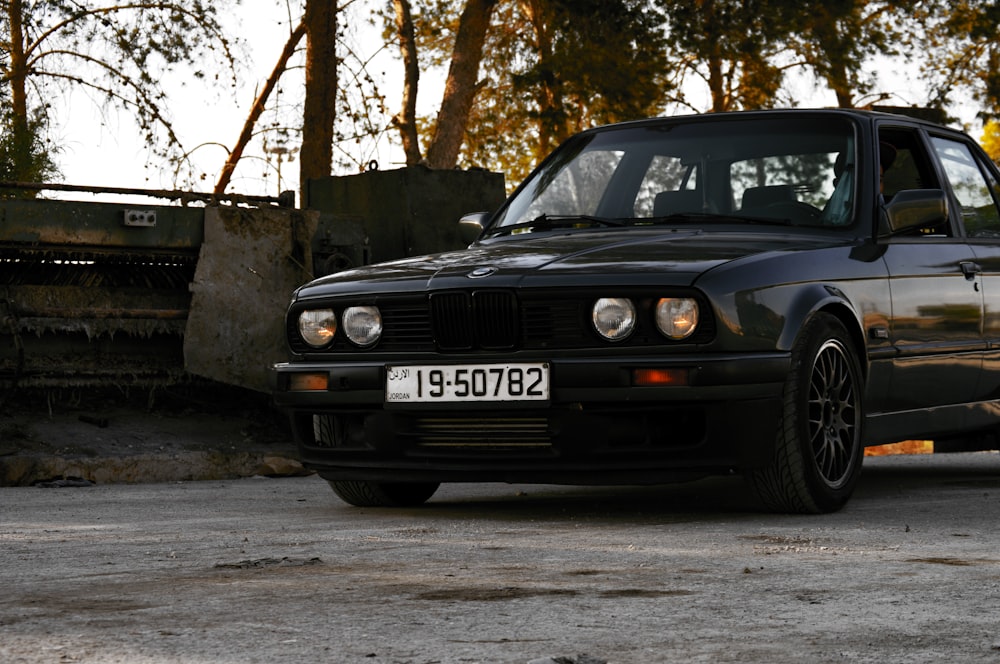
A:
[960, 261, 981, 280]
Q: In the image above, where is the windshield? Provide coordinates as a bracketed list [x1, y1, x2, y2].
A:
[492, 116, 858, 231]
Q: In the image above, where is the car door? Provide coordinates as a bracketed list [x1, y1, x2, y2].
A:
[878, 125, 984, 412]
[927, 132, 1000, 403]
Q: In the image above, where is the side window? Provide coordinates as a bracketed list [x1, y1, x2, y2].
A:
[930, 136, 1000, 238]
[879, 126, 951, 237]
[878, 127, 939, 199]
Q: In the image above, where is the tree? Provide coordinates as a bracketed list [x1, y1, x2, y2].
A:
[0, 109, 59, 197]
[424, 0, 497, 168]
[407, 0, 671, 184]
[214, 20, 306, 196]
[392, 0, 423, 164]
[511, 0, 670, 151]
[391, 0, 498, 168]
[919, 0, 1000, 118]
[786, 0, 914, 109]
[388, 0, 670, 183]
[0, 58, 58, 192]
[984, 119, 1000, 162]
[659, 0, 801, 113]
[213, 0, 399, 197]
[299, 0, 339, 189]
[1, 0, 239, 185]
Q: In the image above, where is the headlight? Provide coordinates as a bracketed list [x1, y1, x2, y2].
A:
[298, 309, 337, 347]
[655, 297, 699, 340]
[592, 297, 636, 341]
[342, 305, 382, 347]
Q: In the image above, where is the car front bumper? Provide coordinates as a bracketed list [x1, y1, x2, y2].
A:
[271, 353, 790, 483]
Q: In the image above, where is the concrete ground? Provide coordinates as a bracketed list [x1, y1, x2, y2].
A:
[0, 383, 303, 487]
[3, 454, 1000, 663]
[4, 383, 999, 663]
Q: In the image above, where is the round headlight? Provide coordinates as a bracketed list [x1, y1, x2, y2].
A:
[655, 297, 699, 340]
[342, 305, 382, 347]
[298, 309, 337, 347]
[592, 297, 636, 341]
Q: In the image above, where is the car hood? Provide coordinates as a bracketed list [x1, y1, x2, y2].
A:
[295, 228, 849, 298]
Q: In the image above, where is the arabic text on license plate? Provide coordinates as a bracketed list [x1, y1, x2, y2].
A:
[385, 363, 549, 403]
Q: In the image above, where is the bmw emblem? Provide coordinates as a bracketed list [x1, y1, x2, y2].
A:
[467, 266, 498, 279]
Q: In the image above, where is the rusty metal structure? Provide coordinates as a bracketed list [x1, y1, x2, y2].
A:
[1, 167, 505, 397]
[3, 194, 204, 390]
[1, 185, 337, 393]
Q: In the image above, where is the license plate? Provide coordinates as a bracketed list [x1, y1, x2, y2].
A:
[385, 363, 549, 403]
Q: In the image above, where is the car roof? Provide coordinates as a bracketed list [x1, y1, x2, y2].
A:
[580, 108, 955, 135]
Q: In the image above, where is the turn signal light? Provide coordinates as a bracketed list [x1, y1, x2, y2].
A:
[289, 373, 329, 391]
[632, 368, 689, 386]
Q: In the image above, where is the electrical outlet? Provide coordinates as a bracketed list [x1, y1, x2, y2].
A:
[123, 209, 157, 227]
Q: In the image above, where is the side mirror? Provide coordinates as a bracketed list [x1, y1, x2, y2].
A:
[458, 211, 490, 244]
[880, 189, 949, 237]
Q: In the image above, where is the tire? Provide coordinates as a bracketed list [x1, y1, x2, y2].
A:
[327, 480, 440, 507]
[748, 313, 864, 513]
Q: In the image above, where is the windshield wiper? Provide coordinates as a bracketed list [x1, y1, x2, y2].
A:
[486, 214, 626, 237]
[641, 212, 794, 227]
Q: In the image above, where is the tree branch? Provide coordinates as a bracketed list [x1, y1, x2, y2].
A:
[214, 19, 307, 195]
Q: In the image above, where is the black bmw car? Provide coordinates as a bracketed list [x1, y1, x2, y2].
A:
[272, 109, 1000, 513]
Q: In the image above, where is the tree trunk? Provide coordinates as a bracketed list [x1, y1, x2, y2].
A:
[392, 0, 422, 165]
[424, 0, 498, 169]
[300, 0, 338, 202]
[806, 3, 856, 108]
[708, 53, 727, 112]
[7, 0, 29, 136]
[520, 0, 561, 157]
[830, 63, 855, 108]
[698, 0, 728, 113]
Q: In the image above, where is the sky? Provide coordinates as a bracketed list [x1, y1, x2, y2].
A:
[48, 2, 984, 205]
[54, 1, 416, 203]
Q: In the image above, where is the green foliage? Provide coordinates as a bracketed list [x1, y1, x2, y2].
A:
[983, 120, 1000, 163]
[660, 0, 792, 111]
[409, 0, 932, 185]
[451, 0, 1000, 187]
[0, 110, 60, 197]
[918, 0, 1000, 118]
[515, 0, 671, 128]
[784, 0, 916, 108]
[433, 0, 672, 185]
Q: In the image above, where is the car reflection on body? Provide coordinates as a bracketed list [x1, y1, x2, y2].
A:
[272, 109, 1000, 513]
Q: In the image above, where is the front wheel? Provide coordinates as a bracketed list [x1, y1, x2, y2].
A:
[748, 313, 864, 513]
[327, 480, 440, 507]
